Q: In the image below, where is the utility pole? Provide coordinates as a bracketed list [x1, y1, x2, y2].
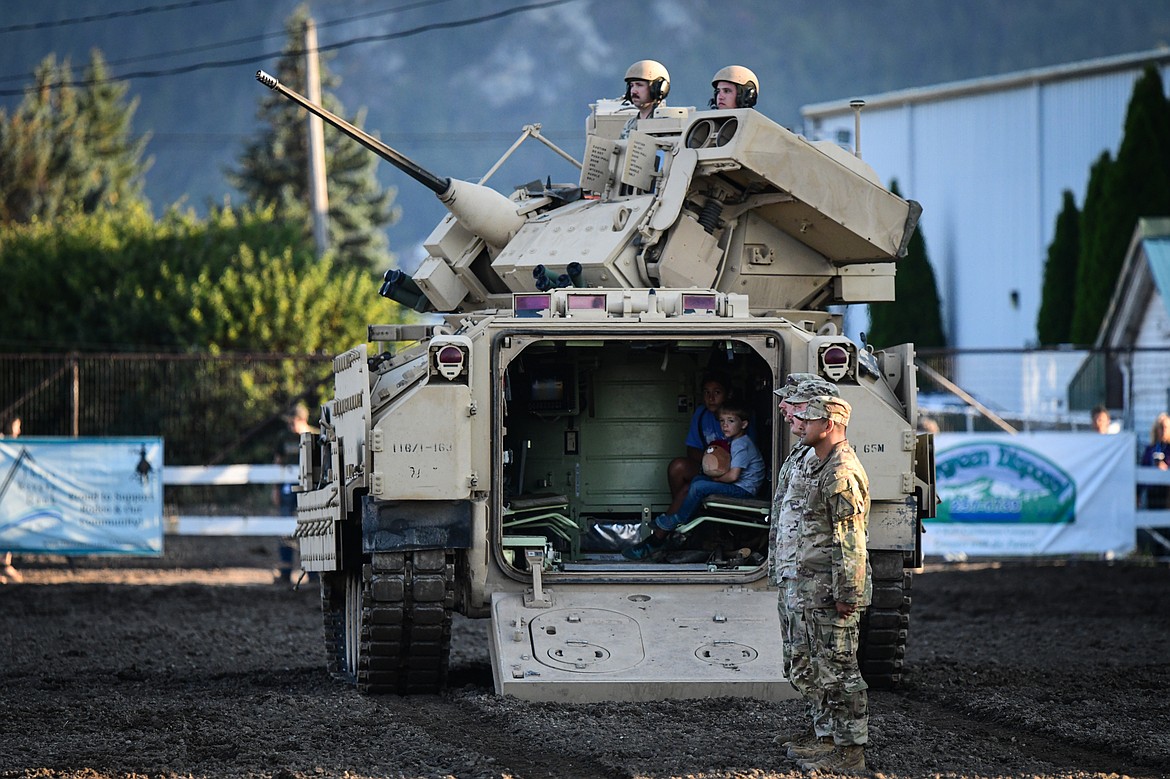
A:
[304, 17, 329, 258]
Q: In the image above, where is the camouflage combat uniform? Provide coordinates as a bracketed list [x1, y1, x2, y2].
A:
[768, 375, 839, 739]
[789, 438, 871, 747]
[768, 441, 809, 585]
[770, 443, 829, 735]
[620, 104, 664, 139]
[767, 373, 835, 585]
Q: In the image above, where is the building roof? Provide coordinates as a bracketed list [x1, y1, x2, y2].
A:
[802, 48, 1170, 119]
[1097, 218, 1170, 349]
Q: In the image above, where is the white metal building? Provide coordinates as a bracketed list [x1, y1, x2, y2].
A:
[802, 49, 1170, 417]
[1097, 218, 1170, 437]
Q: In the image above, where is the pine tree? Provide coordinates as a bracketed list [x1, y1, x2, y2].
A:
[865, 182, 947, 349]
[229, 5, 397, 271]
[0, 52, 148, 224]
[76, 51, 151, 212]
[1035, 190, 1081, 345]
[1069, 65, 1170, 344]
[0, 56, 84, 223]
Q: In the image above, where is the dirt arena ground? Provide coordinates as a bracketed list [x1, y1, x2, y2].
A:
[1, 536, 1167, 779]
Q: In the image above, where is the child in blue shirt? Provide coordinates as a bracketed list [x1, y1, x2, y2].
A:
[624, 401, 765, 560]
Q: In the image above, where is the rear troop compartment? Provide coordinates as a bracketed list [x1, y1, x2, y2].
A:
[495, 328, 780, 575]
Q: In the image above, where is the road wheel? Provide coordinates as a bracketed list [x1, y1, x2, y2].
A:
[320, 564, 364, 684]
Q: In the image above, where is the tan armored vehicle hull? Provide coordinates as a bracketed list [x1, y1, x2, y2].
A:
[259, 71, 934, 700]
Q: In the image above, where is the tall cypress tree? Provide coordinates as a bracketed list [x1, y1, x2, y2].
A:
[865, 182, 946, 349]
[1069, 65, 1170, 344]
[1069, 151, 1112, 344]
[1036, 190, 1081, 345]
[229, 5, 397, 272]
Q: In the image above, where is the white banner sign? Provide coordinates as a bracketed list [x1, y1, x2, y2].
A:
[0, 438, 164, 556]
[925, 432, 1136, 557]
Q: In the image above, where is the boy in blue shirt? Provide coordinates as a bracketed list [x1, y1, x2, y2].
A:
[624, 401, 765, 560]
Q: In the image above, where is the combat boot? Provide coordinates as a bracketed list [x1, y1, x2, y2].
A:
[787, 735, 833, 761]
[799, 744, 866, 773]
[773, 727, 815, 748]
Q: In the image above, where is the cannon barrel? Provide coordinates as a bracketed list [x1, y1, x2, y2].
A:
[255, 70, 524, 249]
[256, 70, 449, 195]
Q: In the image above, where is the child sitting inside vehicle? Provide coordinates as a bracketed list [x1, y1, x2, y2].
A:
[623, 401, 765, 560]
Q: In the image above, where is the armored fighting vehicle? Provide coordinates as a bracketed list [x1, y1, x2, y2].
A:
[258, 70, 934, 702]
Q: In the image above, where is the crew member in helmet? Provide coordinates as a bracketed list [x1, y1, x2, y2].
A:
[620, 59, 670, 139]
[710, 65, 760, 109]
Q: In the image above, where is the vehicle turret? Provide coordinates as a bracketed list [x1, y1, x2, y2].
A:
[258, 72, 919, 316]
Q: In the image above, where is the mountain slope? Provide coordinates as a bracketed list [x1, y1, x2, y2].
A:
[2, 0, 1168, 260]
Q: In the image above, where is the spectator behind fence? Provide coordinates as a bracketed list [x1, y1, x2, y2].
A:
[1140, 413, 1170, 509]
[276, 404, 319, 585]
[1, 416, 23, 584]
[1091, 405, 1120, 434]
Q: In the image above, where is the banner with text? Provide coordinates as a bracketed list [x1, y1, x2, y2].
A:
[925, 432, 1136, 557]
[0, 438, 164, 556]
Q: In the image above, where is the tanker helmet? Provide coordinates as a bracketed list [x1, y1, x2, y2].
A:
[710, 65, 759, 108]
[624, 59, 670, 102]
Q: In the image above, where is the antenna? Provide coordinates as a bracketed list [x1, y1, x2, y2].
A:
[849, 98, 865, 158]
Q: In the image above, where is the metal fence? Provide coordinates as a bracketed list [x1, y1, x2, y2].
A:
[4, 348, 1168, 553]
[5, 346, 1169, 451]
[916, 345, 1170, 438]
[0, 352, 334, 465]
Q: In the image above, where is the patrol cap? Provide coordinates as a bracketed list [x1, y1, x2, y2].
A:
[787, 378, 840, 404]
[773, 372, 820, 399]
[794, 395, 852, 426]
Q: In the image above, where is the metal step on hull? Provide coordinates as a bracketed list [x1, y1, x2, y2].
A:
[488, 584, 798, 702]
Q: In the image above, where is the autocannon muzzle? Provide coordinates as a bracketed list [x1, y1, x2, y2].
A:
[255, 70, 524, 250]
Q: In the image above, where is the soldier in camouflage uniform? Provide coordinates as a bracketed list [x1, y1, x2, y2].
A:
[767, 373, 818, 586]
[768, 377, 840, 759]
[784, 395, 871, 772]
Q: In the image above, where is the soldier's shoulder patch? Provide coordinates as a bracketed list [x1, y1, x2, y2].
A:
[829, 486, 863, 523]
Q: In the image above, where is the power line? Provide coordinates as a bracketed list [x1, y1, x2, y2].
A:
[2, 0, 458, 85]
[0, 0, 583, 96]
[0, 0, 456, 85]
[0, 0, 234, 35]
[316, 0, 581, 55]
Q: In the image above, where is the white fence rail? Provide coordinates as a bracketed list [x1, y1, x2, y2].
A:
[165, 462, 1170, 554]
[1136, 465, 1170, 554]
[164, 464, 298, 536]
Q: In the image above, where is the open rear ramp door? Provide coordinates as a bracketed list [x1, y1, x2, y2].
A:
[489, 585, 797, 702]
